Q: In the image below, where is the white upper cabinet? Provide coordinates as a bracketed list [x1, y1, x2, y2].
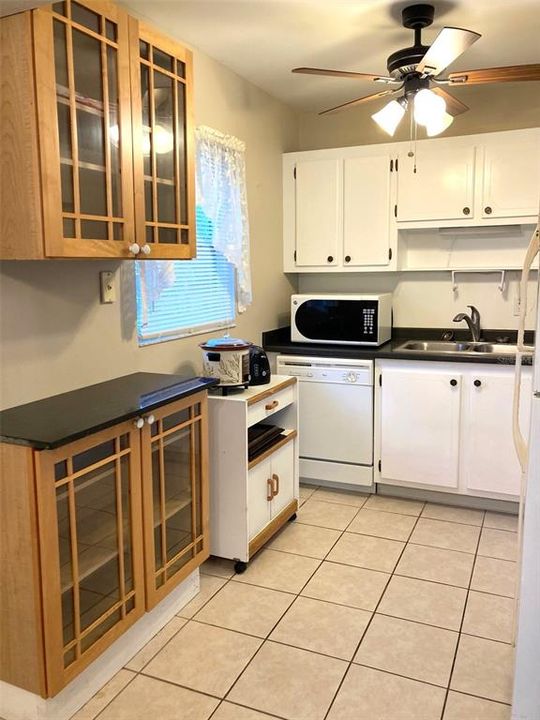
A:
[396, 144, 476, 222]
[343, 155, 392, 267]
[295, 158, 340, 267]
[482, 135, 540, 219]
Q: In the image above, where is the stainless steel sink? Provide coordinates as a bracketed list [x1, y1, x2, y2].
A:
[396, 340, 531, 356]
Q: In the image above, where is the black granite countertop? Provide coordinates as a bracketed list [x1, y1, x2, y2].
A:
[262, 327, 535, 366]
[0, 373, 219, 450]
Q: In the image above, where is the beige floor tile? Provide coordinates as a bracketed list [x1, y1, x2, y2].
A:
[178, 575, 228, 619]
[462, 590, 514, 643]
[144, 621, 261, 698]
[267, 521, 341, 559]
[212, 703, 280, 719]
[484, 511, 518, 532]
[410, 518, 480, 553]
[478, 528, 518, 561]
[98, 675, 219, 720]
[471, 556, 517, 597]
[71, 669, 135, 720]
[194, 582, 294, 637]
[310, 487, 369, 507]
[378, 575, 467, 630]
[232, 548, 320, 593]
[125, 617, 186, 672]
[395, 544, 474, 588]
[228, 641, 347, 720]
[297, 499, 359, 530]
[301, 561, 389, 611]
[327, 665, 446, 720]
[422, 502, 485, 526]
[444, 691, 511, 720]
[299, 483, 317, 498]
[327, 532, 404, 572]
[451, 635, 514, 704]
[364, 495, 424, 516]
[354, 614, 458, 687]
[347, 508, 417, 541]
[270, 596, 371, 660]
[200, 556, 236, 579]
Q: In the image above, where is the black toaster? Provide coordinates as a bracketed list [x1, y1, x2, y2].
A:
[249, 345, 271, 385]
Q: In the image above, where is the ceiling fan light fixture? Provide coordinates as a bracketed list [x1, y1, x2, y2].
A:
[413, 87, 446, 127]
[426, 110, 454, 136]
[371, 97, 407, 136]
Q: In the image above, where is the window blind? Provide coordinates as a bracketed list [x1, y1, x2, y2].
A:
[135, 206, 236, 345]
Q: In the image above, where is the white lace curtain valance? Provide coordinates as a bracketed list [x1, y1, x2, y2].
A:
[196, 125, 252, 312]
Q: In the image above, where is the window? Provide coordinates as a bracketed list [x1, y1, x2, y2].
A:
[135, 206, 236, 345]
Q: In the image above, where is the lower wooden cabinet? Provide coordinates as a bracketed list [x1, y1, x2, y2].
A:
[0, 391, 208, 698]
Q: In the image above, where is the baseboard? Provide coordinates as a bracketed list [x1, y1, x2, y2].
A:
[377, 483, 519, 513]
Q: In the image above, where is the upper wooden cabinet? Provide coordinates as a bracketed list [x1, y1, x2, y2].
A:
[0, 0, 195, 260]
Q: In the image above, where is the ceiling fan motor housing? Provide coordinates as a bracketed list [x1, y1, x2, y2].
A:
[387, 3, 435, 77]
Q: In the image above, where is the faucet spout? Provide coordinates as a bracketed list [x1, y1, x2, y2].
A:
[453, 305, 482, 342]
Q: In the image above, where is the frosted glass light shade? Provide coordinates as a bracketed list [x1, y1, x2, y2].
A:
[426, 111, 454, 136]
[414, 88, 446, 127]
[372, 99, 406, 136]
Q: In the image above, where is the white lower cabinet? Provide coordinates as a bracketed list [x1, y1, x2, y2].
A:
[248, 439, 295, 539]
[376, 359, 532, 499]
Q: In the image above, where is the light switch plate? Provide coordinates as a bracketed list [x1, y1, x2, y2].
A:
[100, 271, 116, 304]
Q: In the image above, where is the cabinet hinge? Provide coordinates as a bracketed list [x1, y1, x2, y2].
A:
[378, 459, 382, 472]
[388, 248, 392, 261]
[395, 158, 399, 172]
[390, 159, 394, 172]
[293, 166, 296, 179]
[379, 374, 382, 387]
[293, 250, 297, 262]
[394, 204, 397, 218]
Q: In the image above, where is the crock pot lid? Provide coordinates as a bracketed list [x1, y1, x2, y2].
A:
[200, 336, 253, 350]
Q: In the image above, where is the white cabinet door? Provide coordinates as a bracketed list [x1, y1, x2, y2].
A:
[247, 459, 272, 540]
[295, 158, 340, 267]
[462, 371, 532, 496]
[343, 155, 391, 267]
[380, 367, 462, 487]
[482, 136, 540, 219]
[270, 439, 295, 517]
[397, 144, 476, 222]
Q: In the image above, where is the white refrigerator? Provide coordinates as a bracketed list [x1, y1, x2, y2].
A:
[512, 222, 539, 720]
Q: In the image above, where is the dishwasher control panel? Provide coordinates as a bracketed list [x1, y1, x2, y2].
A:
[276, 355, 373, 386]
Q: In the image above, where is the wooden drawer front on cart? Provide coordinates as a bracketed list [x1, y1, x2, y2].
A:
[247, 379, 296, 427]
[35, 420, 145, 696]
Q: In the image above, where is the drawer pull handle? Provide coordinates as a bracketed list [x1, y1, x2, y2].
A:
[267, 478, 274, 501]
[265, 400, 279, 411]
[272, 473, 280, 496]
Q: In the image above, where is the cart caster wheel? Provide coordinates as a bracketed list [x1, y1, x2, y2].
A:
[234, 561, 248, 574]
[288, 513, 297, 522]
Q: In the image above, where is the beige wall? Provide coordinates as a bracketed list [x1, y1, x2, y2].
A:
[0, 47, 299, 409]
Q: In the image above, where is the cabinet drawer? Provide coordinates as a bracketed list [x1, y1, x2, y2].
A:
[247, 380, 295, 427]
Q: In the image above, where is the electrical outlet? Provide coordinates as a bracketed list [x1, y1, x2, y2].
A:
[100, 271, 116, 304]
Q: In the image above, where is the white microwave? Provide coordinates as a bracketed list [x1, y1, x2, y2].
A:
[291, 293, 392, 346]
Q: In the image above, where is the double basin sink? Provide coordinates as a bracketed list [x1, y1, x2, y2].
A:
[396, 340, 533, 356]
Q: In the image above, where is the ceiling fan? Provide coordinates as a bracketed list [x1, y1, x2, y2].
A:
[292, 3, 540, 136]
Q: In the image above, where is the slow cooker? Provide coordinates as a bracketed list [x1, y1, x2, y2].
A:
[200, 335, 252, 388]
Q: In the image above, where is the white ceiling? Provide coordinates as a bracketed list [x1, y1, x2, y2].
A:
[123, 0, 540, 113]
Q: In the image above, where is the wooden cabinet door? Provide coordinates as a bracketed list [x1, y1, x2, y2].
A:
[295, 158, 340, 267]
[247, 458, 273, 541]
[35, 420, 145, 696]
[141, 392, 209, 609]
[33, 1, 135, 258]
[482, 135, 540, 219]
[129, 19, 196, 259]
[343, 155, 392, 267]
[396, 144, 476, 222]
[462, 371, 532, 496]
[380, 367, 462, 488]
[269, 437, 295, 517]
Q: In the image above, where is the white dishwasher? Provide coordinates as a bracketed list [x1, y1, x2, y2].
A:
[277, 355, 374, 488]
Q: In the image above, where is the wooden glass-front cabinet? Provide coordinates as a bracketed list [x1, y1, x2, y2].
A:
[0, 0, 194, 260]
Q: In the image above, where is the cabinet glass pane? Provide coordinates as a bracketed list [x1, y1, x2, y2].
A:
[72, 29, 103, 105]
[53, 2, 66, 16]
[73, 439, 115, 472]
[57, 102, 72, 160]
[79, 168, 107, 215]
[77, 110, 105, 167]
[60, 164, 74, 213]
[81, 220, 108, 239]
[158, 228, 177, 244]
[163, 407, 190, 432]
[54, 19, 68, 89]
[154, 48, 174, 72]
[154, 71, 174, 182]
[105, 20, 117, 42]
[56, 485, 74, 645]
[81, 609, 121, 653]
[152, 444, 163, 572]
[177, 82, 187, 225]
[157, 183, 175, 223]
[120, 456, 134, 594]
[71, 2, 100, 34]
[163, 427, 192, 562]
[193, 421, 202, 537]
[107, 45, 122, 217]
[144, 180, 153, 221]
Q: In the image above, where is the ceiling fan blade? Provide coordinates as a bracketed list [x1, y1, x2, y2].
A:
[431, 86, 469, 116]
[319, 89, 399, 116]
[292, 67, 399, 83]
[417, 27, 481, 76]
[448, 64, 540, 85]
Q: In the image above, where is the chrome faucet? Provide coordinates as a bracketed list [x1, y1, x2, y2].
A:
[453, 305, 481, 342]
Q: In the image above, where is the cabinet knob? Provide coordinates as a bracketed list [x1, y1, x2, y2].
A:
[133, 417, 144, 429]
[145, 414, 155, 424]
[327, 255, 334, 263]
[462, 207, 470, 215]
[474, 379, 482, 387]
[128, 243, 141, 255]
[484, 206, 492, 215]
[450, 379, 458, 387]
[141, 244, 152, 255]
[344, 255, 351, 263]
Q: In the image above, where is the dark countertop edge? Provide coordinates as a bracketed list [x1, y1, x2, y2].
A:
[262, 327, 535, 366]
[0, 375, 219, 451]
